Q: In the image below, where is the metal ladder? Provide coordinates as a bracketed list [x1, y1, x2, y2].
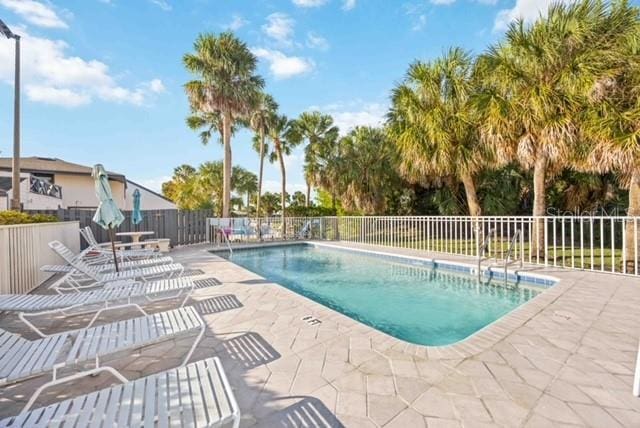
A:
[298, 220, 313, 239]
[502, 229, 523, 287]
[213, 226, 233, 256]
[477, 228, 496, 282]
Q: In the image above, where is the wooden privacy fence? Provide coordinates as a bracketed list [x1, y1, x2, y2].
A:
[0, 222, 80, 294]
[27, 209, 210, 248]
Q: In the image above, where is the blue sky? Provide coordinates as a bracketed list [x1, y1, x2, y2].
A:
[0, 0, 623, 195]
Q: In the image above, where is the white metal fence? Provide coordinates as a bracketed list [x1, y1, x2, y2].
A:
[208, 216, 640, 277]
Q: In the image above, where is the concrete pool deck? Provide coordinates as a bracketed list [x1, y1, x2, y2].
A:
[0, 241, 639, 427]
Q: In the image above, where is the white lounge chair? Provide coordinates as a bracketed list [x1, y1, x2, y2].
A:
[48, 241, 184, 291]
[0, 277, 196, 337]
[0, 357, 239, 428]
[0, 307, 205, 414]
[41, 255, 175, 275]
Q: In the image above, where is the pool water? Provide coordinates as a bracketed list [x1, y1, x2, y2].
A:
[224, 244, 543, 346]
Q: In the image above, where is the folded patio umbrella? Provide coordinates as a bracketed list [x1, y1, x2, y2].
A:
[92, 164, 125, 272]
[132, 188, 143, 228]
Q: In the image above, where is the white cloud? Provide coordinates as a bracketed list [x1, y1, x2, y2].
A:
[430, 0, 456, 4]
[342, 0, 357, 11]
[310, 101, 387, 134]
[292, 0, 328, 7]
[253, 48, 314, 79]
[0, 0, 68, 29]
[262, 13, 295, 46]
[148, 0, 171, 11]
[494, 0, 575, 32]
[26, 85, 90, 107]
[0, 30, 163, 107]
[306, 32, 329, 51]
[404, 3, 427, 32]
[148, 78, 166, 93]
[226, 14, 248, 31]
[412, 14, 426, 31]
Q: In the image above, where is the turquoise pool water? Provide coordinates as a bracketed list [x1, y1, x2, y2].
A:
[225, 244, 543, 346]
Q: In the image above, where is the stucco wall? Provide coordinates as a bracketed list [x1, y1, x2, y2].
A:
[125, 181, 176, 210]
[55, 174, 126, 209]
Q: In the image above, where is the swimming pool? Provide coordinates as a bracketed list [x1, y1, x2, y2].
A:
[223, 243, 550, 346]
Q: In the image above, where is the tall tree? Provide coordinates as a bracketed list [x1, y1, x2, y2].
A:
[249, 93, 278, 217]
[578, 0, 640, 266]
[294, 112, 339, 206]
[476, 1, 615, 255]
[183, 32, 264, 217]
[232, 166, 258, 208]
[335, 127, 401, 214]
[388, 47, 488, 216]
[267, 114, 301, 227]
[186, 111, 240, 147]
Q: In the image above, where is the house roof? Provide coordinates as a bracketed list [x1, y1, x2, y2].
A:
[127, 179, 175, 204]
[0, 157, 126, 182]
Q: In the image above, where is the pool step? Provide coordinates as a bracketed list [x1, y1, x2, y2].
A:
[301, 315, 322, 326]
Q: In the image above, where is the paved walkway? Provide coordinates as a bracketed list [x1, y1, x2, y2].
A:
[0, 242, 638, 427]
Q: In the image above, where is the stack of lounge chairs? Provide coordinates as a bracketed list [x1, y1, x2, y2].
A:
[0, 228, 241, 427]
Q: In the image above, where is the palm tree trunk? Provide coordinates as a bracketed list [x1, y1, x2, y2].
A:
[625, 168, 640, 270]
[257, 128, 265, 218]
[276, 140, 287, 236]
[460, 172, 482, 216]
[306, 183, 311, 207]
[222, 111, 232, 218]
[532, 155, 548, 259]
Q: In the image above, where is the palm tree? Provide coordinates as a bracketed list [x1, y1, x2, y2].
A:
[186, 111, 240, 147]
[267, 114, 301, 228]
[336, 127, 400, 214]
[388, 47, 488, 217]
[183, 32, 264, 217]
[475, 1, 614, 255]
[294, 112, 339, 206]
[577, 1, 640, 266]
[232, 166, 258, 209]
[249, 93, 278, 217]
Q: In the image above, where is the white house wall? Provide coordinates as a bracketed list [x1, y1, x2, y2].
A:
[54, 174, 126, 209]
[125, 181, 176, 210]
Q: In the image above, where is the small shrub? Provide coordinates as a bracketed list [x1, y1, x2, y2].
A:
[0, 211, 59, 225]
[286, 206, 338, 217]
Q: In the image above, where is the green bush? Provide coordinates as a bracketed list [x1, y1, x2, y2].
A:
[286, 206, 337, 217]
[0, 211, 59, 225]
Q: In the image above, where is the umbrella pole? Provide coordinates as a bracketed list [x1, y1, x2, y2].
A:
[108, 226, 120, 272]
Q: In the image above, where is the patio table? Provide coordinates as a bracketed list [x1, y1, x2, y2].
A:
[116, 231, 155, 245]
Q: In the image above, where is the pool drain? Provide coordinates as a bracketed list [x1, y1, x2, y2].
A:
[302, 315, 322, 325]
